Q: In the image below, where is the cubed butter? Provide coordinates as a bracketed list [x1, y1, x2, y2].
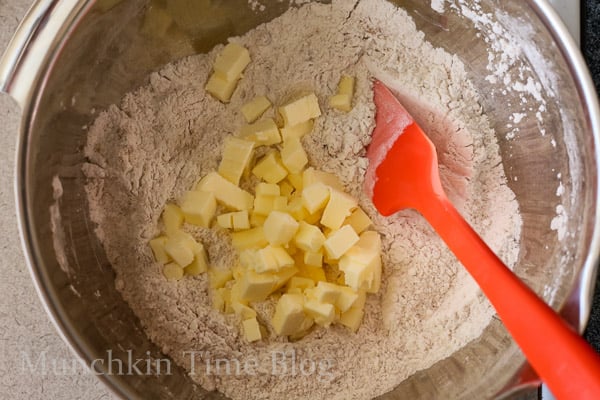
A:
[164, 234, 195, 267]
[241, 96, 272, 123]
[256, 182, 280, 196]
[162, 204, 184, 236]
[303, 299, 335, 327]
[279, 93, 322, 127]
[287, 196, 309, 221]
[205, 73, 239, 103]
[333, 286, 359, 313]
[286, 276, 316, 292]
[339, 231, 382, 292]
[280, 137, 308, 174]
[180, 190, 217, 227]
[163, 263, 184, 281]
[320, 188, 358, 230]
[338, 75, 355, 95]
[294, 221, 326, 253]
[149, 236, 171, 264]
[280, 120, 314, 142]
[238, 269, 279, 301]
[329, 94, 353, 113]
[250, 212, 267, 227]
[272, 293, 306, 336]
[297, 263, 327, 282]
[184, 248, 209, 276]
[252, 152, 288, 184]
[344, 207, 373, 234]
[218, 136, 254, 185]
[217, 210, 250, 231]
[303, 251, 323, 267]
[208, 267, 233, 289]
[231, 227, 268, 250]
[339, 306, 364, 332]
[287, 173, 304, 191]
[242, 317, 262, 342]
[279, 181, 295, 198]
[232, 302, 257, 320]
[303, 168, 345, 192]
[301, 183, 330, 214]
[213, 43, 251, 82]
[323, 225, 359, 260]
[196, 172, 254, 211]
[241, 118, 281, 146]
[264, 211, 299, 245]
[243, 246, 293, 273]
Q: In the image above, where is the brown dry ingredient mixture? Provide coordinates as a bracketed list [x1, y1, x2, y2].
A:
[83, 1, 521, 399]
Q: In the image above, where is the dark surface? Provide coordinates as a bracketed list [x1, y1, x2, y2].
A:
[582, 0, 600, 353]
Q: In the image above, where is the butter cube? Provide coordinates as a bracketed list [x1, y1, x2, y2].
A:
[212, 287, 230, 312]
[256, 182, 280, 196]
[287, 196, 309, 221]
[339, 307, 364, 332]
[253, 195, 276, 216]
[303, 251, 323, 267]
[330, 76, 355, 112]
[149, 236, 171, 264]
[294, 221, 326, 253]
[163, 263, 184, 281]
[231, 227, 268, 250]
[333, 286, 359, 313]
[287, 276, 316, 292]
[287, 173, 304, 191]
[309, 281, 342, 304]
[242, 317, 262, 342]
[213, 43, 251, 82]
[184, 247, 209, 276]
[241, 118, 281, 146]
[264, 211, 300, 245]
[196, 172, 254, 211]
[280, 137, 308, 174]
[320, 189, 358, 230]
[304, 299, 335, 327]
[164, 234, 195, 267]
[279, 181, 295, 198]
[303, 168, 345, 192]
[279, 93, 322, 127]
[250, 212, 267, 227]
[180, 190, 217, 227]
[329, 94, 353, 113]
[344, 207, 373, 234]
[297, 263, 327, 282]
[272, 294, 306, 336]
[243, 246, 293, 273]
[238, 269, 279, 301]
[218, 136, 254, 185]
[323, 225, 359, 260]
[205, 73, 238, 103]
[208, 267, 233, 289]
[241, 96, 272, 123]
[162, 204, 184, 236]
[272, 266, 300, 291]
[339, 231, 382, 292]
[301, 183, 330, 214]
[217, 210, 250, 231]
[252, 152, 288, 184]
[273, 196, 288, 211]
[280, 120, 314, 142]
[232, 302, 257, 320]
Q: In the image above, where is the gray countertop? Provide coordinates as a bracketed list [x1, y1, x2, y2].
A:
[0, 1, 113, 398]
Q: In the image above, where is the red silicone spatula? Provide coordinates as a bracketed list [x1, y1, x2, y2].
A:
[366, 79, 600, 399]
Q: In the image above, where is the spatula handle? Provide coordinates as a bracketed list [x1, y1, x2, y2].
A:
[422, 194, 600, 399]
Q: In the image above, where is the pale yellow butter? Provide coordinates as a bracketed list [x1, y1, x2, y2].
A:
[339, 306, 364, 332]
[344, 207, 373, 234]
[323, 225, 359, 260]
[196, 172, 254, 211]
[241, 96, 272, 123]
[304, 299, 335, 327]
[303, 251, 323, 268]
[242, 317, 262, 342]
[294, 221, 326, 253]
[320, 188, 358, 230]
[264, 211, 299, 245]
[272, 293, 306, 336]
[163, 263, 184, 281]
[213, 43, 251, 82]
[205, 73, 239, 103]
[303, 167, 345, 192]
[231, 226, 268, 250]
[280, 120, 314, 143]
[279, 93, 322, 127]
[149, 236, 171, 264]
[208, 267, 233, 289]
[241, 118, 281, 146]
[162, 204, 184, 236]
[252, 152, 288, 184]
[180, 190, 217, 227]
[280, 137, 309, 174]
[255, 182, 280, 196]
[218, 136, 254, 185]
[301, 183, 330, 214]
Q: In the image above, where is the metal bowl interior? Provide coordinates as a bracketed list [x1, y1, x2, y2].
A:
[12, 0, 600, 399]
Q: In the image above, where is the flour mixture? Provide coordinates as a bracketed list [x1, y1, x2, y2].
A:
[83, 1, 521, 399]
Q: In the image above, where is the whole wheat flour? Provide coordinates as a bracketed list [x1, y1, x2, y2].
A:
[83, 1, 522, 399]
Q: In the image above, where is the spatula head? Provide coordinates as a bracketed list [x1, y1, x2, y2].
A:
[365, 80, 443, 216]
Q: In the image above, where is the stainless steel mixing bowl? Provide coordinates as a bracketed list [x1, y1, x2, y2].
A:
[1, 0, 599, 399]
